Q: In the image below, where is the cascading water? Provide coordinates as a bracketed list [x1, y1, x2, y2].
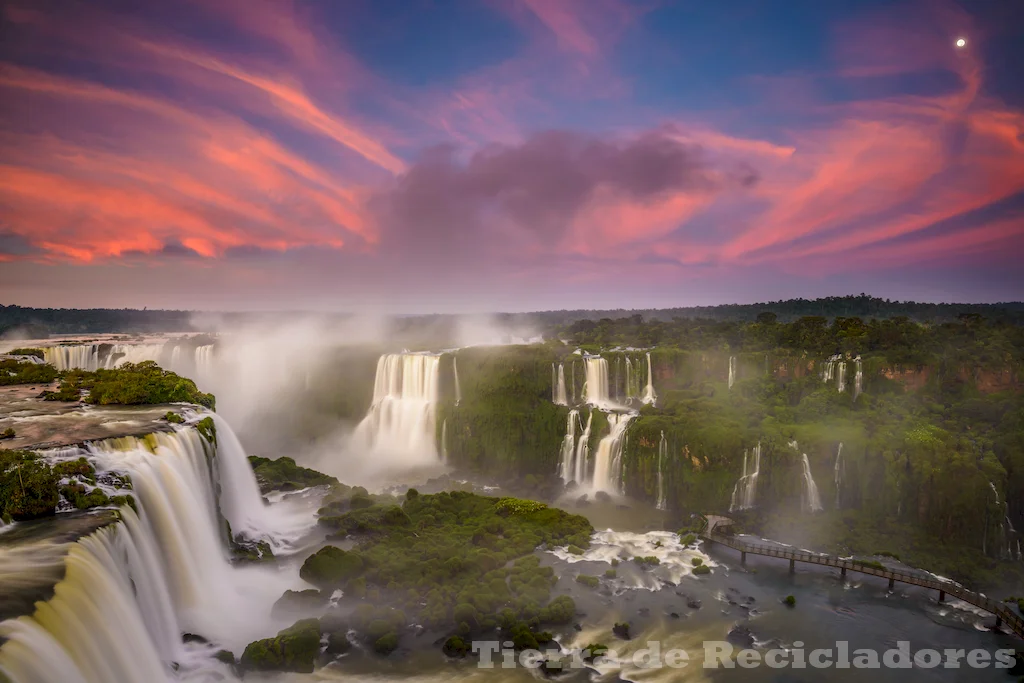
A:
[350, 353, 442, 467]
[729, 443, 761, 511]
[853, 357, 863, 400]
[641, 352, 656, 405]
[591, 413, 635, 493]
[552, 363, 568, 406]
[656, 431, 668, 511]
[834, 442, 845, 509]
[105, 344, 166, 368]
[583, 356, 613, 408]
[624, 356, 634, 400]
[573, 411, 593, 484]
[821, 354, 841, 382]
[571, 360, 577, 404]
[837, 362, 847, 393]
[43, 345, 101, 372]
[558, 410, 580, 483]
[728, 356, 737, 390]
[194, 345, 214, 375]
[441, 419, 449, 464]
[801, 454, 823, 513]
[453, 357, 462, 405]
[0, 424, 299, 683]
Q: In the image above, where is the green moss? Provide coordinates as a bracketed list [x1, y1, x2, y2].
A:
[634, 556, 660, 568]
[240, 618, 321, 673]
[248, 455, 337, 494]
[783, 595, 796, 607]
[52, 457, 96, 482]
[299, 546, 365, 590]
[692, 564, 711, 576]
[691, 557, 703, 567]
[604, 568, 617, 578]
[164, 411, 185, 424]
[48, 362, 215, 408]
[60, 483, 110, 510]
[196, 416, 216, 445]
[566, 544, 585, 555]
[373, 632, 399, 655]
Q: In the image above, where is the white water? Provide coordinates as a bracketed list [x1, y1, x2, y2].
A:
[552, 363, 568, 405]
[641, 352, 656, 405]
[194, 345, 213, 376]
[43, 345, 101, 371]
[570, 360, 576, 403]
[801, 454, 823, 513]
[853, 357, 863, 400]
[452, 356, 461, 405]
[549, 530, 714, 590]
[834, 442, 845, 509]
[0, 425, 304, 683]
[583, 356, 614, 408]
[558, 409, 580, 483]
[729, 443, 761, 511]
[728, 355, 737, 390]
[440, 418, 449, 464]
[574, 411, 594, 484]
[591, 413, 635, 493]
[350, 353, 442, 468]
[837, 362, 847, 393]
[656, 431, 668, 511]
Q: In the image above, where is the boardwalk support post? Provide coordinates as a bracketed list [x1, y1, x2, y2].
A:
[938, 590, 944, 603]
[888, 577, 895, 591]
[840, 566, 846, 578]
[741, 551, 746, 565]
[995, 616, 1003, 630]
[789, 559, 795, 574]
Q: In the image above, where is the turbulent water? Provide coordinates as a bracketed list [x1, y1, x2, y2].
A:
[551, 363, 568, 406]
[729, 443, 761, 511]
[728, 355, 737, 390]
[853, 357, 863, 400]
[558, 409, 580, 483]
[837, 361, 847, 393]
[350, 353, 442, 468]
[641, 352, 656, 405]
[583, 356, 613, 408]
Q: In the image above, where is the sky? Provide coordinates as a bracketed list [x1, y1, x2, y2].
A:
[0, 0, 1022, 313]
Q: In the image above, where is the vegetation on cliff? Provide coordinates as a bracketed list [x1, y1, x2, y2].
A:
[248, 455, 337, 493]
[44, 361, 215, 408]
[240, 618, 321, 673]
[0, 450, 58, 522]
[0, 359, 58, 385]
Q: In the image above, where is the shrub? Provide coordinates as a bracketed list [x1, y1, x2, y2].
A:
[443, 635, 470, 657]
[0, 428, 14, 439]
[164, 412, 185, 424]
[691, 557, 703, 567]
[50, 362, 215, 408]
[604, 568, 617, 578]
[373, 632, 399, 655]
[575, 574, 600, 588]
[566, 544, 585, 555]
[634, 556, 660, 568]
[0, 359, 57, 386]
[783, 595, 796, 607]
[680, 533, 697, 546]
[612, 622, 631, 640]
[0, 450, 58, 521]
[692, 564, 711, 576]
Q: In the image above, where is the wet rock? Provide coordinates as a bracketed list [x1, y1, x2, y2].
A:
[638, 607, 650, 616]
[612, 622, 631, 640]
[272, 589, 328, 619]
[595, 491, 612, 503]
[182, 633, 210, 645]
[669, 612, 680, 619]
[727, 625, 755, 648]
[573, 623, 583, 632]
[686, 598, 702, 610]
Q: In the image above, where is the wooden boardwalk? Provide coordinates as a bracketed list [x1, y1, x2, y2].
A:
[699, 516, 1024, 640]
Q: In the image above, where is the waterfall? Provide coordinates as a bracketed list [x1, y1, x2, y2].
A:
[641, 352, 656, 405]
[583, 356, 612, 408]
[834, 442, 845, 509]
[558, 410, 580, 483]
[194, 345, 214, 375]
[837, 362, 847, 393]
[350, 353, 442, 467]
[0, 424, 296, 682]
[801, 454, 823, 513]
[574, 411, 594, 484]
[453, 357, 462, 405]
[552, 363, 568, 406]
[624, 357, 634, 400]
[821, 355, 841, 382]
[591, 413, 634, 493]
[571, 361, 577, 404]
[615, 357, 622, 402]
[729, 443, 761, 511]
[728, 356, 737, 390]
[43, 345, 101, 371]
[441, 419, 449, 465]
[853, 357, 863, 400]
[656, 431, 668, 511]
[105, 344, 166, 368]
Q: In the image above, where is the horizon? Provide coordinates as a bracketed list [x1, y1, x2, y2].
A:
[1, 0, 1022, 311]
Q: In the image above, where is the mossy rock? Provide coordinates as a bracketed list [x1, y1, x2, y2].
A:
[692, 564, 711, 576]
[240, 618, 321, 673]
[272, 589, 328, 619]
[299, 546, 365, 590]
[373, 632, 399, 655]
[248, 455, 337, 494]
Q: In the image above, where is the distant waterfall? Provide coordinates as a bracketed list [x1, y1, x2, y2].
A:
[453, 357, 462, 405]
[571, 361, 577, 403]
[656, 431, 668, 511]
[853, 357, 863, 400]
[552, 363, 568, 405]
[574, 411, 594, 484]
[821, 354, 841, 382]
[0, 424, 293, 682]
[350, 353, 442, 466]
[583, 356, 612, 407]
[641, 352, 656, 405]
[801, 454, 823, 513]
[729, 443, 761, 511]
[987, 482, 1021, 561]
[441, 419, 449, 464]
[591, 413, 634, 493]
[558, 409, 580, 483]
[837, 362, 847, 393]
[43, 345, 101, 371]
[106, 343, 166, 367]
[625, 357, 634, 400]
[834, 443, 845, 509]
[728, 356, 737, 390]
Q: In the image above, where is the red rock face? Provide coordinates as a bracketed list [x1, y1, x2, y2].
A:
[882, 366, 930, 391]
[957, 367, 1020, 393]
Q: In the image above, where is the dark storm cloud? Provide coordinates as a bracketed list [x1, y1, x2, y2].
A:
[371, 129, 733, 256]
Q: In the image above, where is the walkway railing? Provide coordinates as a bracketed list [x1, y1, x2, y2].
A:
[701, 530, 1024, 640]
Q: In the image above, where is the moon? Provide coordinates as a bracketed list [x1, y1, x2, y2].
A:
[956, 38, 966, 48]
